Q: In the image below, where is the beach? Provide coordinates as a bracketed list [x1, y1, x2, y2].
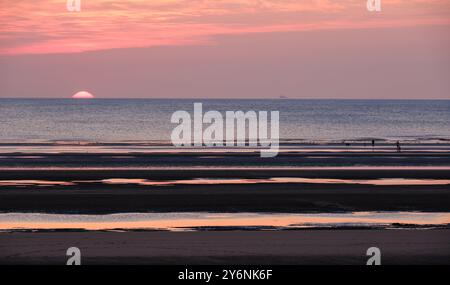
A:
[0, 142, 449, 264]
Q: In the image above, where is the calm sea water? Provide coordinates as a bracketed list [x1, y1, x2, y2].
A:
[0, 99, 449, 142]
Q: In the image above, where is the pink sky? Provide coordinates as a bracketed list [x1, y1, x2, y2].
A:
[1, 0, 449, 55]
[0, 0, 449, 98]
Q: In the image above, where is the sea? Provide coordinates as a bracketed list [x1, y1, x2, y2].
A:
[0, 99, 449, 143]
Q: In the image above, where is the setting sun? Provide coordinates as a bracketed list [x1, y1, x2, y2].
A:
[72, 91, 94, 99]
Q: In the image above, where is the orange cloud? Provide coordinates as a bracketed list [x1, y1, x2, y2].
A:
[0, 0, 449, 55]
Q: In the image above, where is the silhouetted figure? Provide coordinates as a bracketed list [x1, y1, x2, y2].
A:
[396, 141, 401, 153]
[372, 140, 375, 147]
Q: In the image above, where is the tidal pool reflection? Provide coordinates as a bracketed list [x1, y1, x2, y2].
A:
[4, 177, 449, 187]
[0, 212, 449, 232]
[101, 177, 450, 186]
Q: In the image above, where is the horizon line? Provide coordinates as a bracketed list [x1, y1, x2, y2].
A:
[0, 97, 449, 101]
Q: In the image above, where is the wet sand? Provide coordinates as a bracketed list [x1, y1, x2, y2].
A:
[1, 168, 450, 180]
[1, 150, 450, 168]
[0, 230, 449, 265]
[1, 183, 450, 213]
[0, 168, 449, 214]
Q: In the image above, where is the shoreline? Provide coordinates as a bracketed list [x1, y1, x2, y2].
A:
[1, 147, 449, 169]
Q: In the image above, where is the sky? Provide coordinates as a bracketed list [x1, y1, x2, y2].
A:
[0, 0, 449, 99]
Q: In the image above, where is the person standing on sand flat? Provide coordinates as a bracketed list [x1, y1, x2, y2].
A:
[396, 141, 401, 153]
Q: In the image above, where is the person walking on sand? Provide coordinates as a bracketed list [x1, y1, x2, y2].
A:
[396, 140, 401, 153]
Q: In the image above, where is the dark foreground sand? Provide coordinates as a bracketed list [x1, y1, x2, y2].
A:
[0, 230, 449, 265]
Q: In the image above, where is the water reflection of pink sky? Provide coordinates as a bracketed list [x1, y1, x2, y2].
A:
[2, 177, 449, 187]
[100, 178, 450, 186]
[1, 212, 449, 231]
